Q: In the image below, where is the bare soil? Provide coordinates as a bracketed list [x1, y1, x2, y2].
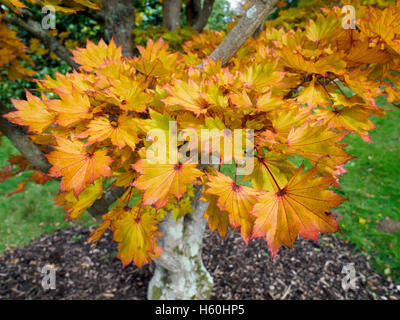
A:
[0, 225, 398, 300]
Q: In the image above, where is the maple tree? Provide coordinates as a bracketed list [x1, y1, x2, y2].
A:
[0, 0, 399, 299]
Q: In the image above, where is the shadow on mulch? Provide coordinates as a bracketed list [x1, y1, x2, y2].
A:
[0, 225, 398, 300]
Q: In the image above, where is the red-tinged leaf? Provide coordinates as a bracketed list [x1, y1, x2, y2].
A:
[46, 136, 112, 197]
[132, 159, 203, 209]
[6, 182, 26, 197]
[205, 172, 259, 244]
[88, 220, 110, 247]
[72, 38, 122, 72]
[314, 106, 377, 142]
[163, 79, 208, 116]
[45, 89, 92, 127]
[250, 164, 345, 257]
[77, 114, 140, 149]
[281, 123, 353, 174]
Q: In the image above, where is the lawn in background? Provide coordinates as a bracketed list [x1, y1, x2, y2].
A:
[0, 137, 96, 251]
[335, 99, 400, 282]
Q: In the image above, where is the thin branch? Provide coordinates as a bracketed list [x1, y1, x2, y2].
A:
[209, 0, 278, 66]
[81, 10, 105, 24]
[87, 186, 125, 221]
[3, 16, 79, 70]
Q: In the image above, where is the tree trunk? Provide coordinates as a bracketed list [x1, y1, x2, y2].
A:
[163, 0, 181, 31]
[186, 0, 215, 32]
[147, 186, 213, 300]
[102, 0, 135, 57]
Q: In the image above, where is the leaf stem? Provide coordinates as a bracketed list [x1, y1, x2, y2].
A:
[256, 154, 282, 192]
[234, 161, 238, 185]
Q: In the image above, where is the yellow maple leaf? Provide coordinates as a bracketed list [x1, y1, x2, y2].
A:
[205, 171, 259, 243]
[5, 91, 55, 133]
[132, 159, 203, 209]
[112, 206, 162, 268]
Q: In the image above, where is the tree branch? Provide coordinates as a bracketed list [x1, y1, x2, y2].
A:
[0, 102, 52, 173]
[3, 16, 79, 70]
[209, 0, 278, 66]
[87, 186, 125, 221]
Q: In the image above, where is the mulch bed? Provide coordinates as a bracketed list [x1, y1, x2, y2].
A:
[0, 225, 399, 300]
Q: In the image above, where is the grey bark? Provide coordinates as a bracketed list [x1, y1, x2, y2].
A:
[147, 185, 213, 300]
[163, 0, 181, 31]
[209, 0, 278, 66]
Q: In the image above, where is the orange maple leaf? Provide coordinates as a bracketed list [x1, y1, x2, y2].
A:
[205, 171, 259, 243]
[46, 136, 113, 197]
[296, 77, 330, 108]
[202, 193, 229, 239]
[314, 106, 376, 142]
[163, 79, 209, 116]
[107, 76, 150, 113]
[251, 164, 345, 257]
[132, 159, 203, 209]
[77, 114, 140, 149]
[45, 89, 92, 127]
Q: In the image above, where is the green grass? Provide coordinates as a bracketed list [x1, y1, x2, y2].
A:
[0, 137, 96, 251]
[334, 98, 400, 282]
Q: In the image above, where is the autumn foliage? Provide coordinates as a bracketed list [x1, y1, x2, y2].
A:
[2, 1, 400, 268]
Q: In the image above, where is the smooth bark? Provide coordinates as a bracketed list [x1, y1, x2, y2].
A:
[147, 186, 213, 300]
[209, 0, 278, 66]
[163, 0, 181, 31]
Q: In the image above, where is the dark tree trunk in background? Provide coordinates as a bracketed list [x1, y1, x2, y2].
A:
[163, 0, 181, 31]
[102, 0, 135, 57]
[186, 0, 215, 32]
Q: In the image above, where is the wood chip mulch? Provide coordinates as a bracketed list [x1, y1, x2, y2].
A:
[0, 225, 399, 300]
